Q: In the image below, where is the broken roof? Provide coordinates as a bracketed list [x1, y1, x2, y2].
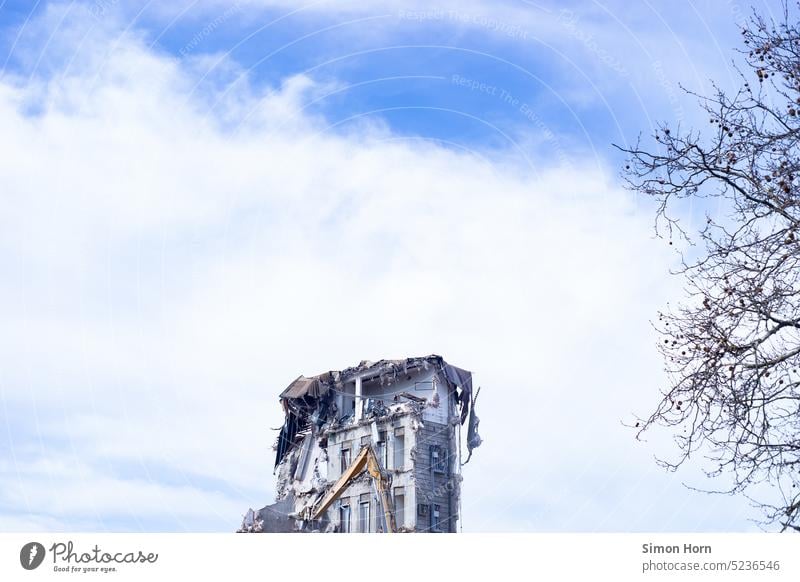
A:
[278, 355, 471, 402]
[273, 354, 479, 468]
[280, 375, 328, 400]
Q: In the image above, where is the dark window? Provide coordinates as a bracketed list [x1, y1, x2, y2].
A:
[359, 500, 370, 533]
[432, 504, 441, 532]
[377, 431, 387, 469]
[341, 446, 351, 473]
[394, 487, 405, 529]
[339, 503, 351, 533]
[431, 445, 447, 474]
[393, 428, 405, 470]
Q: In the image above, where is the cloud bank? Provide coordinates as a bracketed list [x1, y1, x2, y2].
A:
[0, 2, 762, 531]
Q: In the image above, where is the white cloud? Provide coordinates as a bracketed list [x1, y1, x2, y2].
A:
[0, 456, 247, 531]
[0, 2, 763, 531]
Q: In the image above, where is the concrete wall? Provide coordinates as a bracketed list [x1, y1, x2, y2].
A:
[284, 365, 460, 533]
[333, 368, 444, 423]
[413, 420, 458, 532]
[361, 369, 435, 402]
[324, 415, 459, 532]
[326, 414, 417, 532]
[421, 371, 452, 425]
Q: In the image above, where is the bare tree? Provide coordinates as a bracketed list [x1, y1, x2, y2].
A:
[619, 4, 800, 531]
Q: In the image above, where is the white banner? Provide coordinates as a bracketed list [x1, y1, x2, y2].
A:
[0, 533, 797, 581]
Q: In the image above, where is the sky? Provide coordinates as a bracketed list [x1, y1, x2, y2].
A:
[0, 0, 785, 532]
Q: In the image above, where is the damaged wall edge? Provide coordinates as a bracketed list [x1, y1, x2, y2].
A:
[238, 354, 482, 533]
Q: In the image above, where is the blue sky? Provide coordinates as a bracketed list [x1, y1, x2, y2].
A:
[0, 0, 784, 532]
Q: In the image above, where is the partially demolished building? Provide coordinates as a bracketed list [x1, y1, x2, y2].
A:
[240, 355, 481, 533]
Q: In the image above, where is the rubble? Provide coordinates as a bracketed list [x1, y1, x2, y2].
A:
[239, 355, 481, 533]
